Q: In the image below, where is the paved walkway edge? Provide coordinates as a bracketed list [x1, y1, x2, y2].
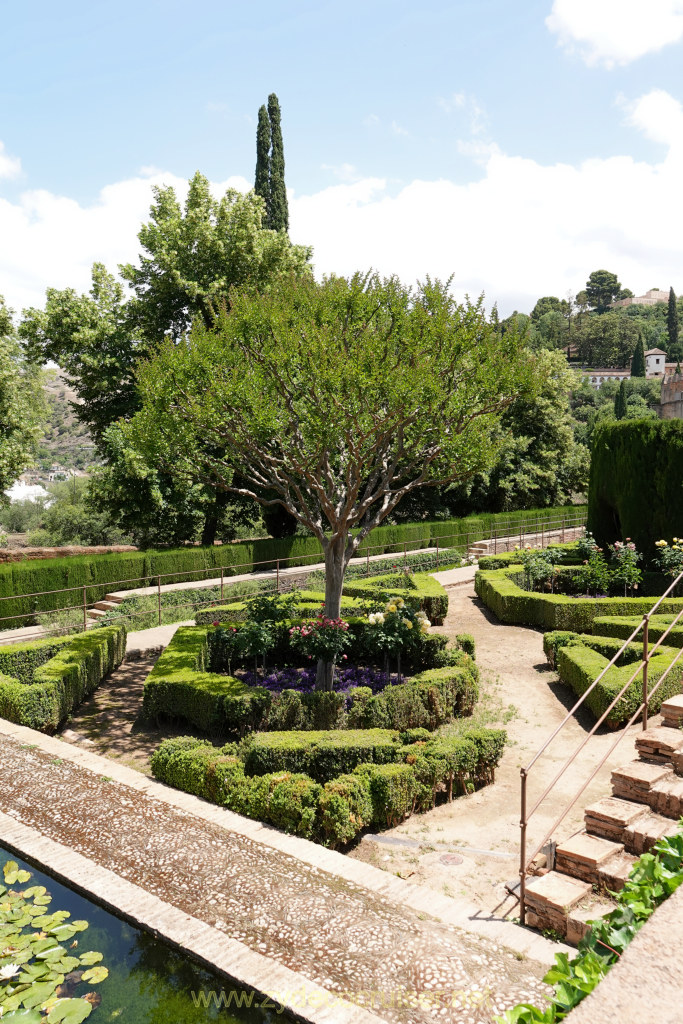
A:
[0, 717, 565, 965]
[0, 811, 382, 1024]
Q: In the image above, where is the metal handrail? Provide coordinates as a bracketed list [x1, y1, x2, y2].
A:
[519, 568, 683, 924]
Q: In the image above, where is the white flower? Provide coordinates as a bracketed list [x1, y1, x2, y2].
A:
[0, 964, 20, 981]
[368, 612, 385, 626]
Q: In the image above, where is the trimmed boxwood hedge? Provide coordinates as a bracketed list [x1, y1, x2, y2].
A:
[195, 591, 364, 625]
[544, 631, 683, 727]
[341, 572, 449, 625]
[477, 543, 583, 571]
[142, 626, 478, 736]
[593, 614, 683, 648]
[0, 624, 127, 732]
[475, 564, 683, 632]
[150, 725, 507, 847]
[0, 504, 579, 628]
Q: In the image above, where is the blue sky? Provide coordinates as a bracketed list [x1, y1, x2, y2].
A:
[2, 0, 683, 315]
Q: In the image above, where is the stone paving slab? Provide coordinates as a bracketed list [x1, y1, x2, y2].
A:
[0, 720, 555, 1024]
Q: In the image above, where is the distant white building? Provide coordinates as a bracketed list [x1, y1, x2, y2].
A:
[5, 481, 49, 503]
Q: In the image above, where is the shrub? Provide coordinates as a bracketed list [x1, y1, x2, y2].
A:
[0, 624, 126, 731]
[318, 773, 373, 845]
[242, 729, 401, 782]
[342, 572, 449, 625]
[355, 665, 479, 731]
[475, 564, 683, 632]
[554, 634, 683, 726]
[455, 633, 476, 658]
[353, 762, 418, 826]
[592, 614, 683, 648]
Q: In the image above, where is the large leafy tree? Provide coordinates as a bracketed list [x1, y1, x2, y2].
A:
[126, 272, 535, 688]
[21, 173, 312, 545]
[0, 298, 43, 499]
[574, 311, 639, 367]
[585, 269, 623, 314]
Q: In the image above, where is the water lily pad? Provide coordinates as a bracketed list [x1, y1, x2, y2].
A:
[46, 998, 93, 1023]
[80, 966, 108, 984]
[77, 952, 102, 966]
[21, 980, 59, 1009]
[2, 1009, 44, 1022]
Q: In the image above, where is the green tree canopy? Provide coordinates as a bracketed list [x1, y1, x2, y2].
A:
[530, 296, 570, 322]
[126, 273, 536, 686]
[0, 298, 43, 499]
[585, 269, 623, 313]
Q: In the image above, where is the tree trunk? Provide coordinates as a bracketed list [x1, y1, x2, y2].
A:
[315, 536, 347, 691]
[201, 491, 228, 547]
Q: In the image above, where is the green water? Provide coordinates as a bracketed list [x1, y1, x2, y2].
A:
[0, 845, 291, 1023]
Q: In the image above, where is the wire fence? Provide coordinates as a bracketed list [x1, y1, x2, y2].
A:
[0, 510, 587, 644]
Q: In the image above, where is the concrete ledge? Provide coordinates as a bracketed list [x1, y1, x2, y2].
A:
[0, 716, 565, 965]
[0, 812, 382, 1024]
[566, 881, 683, 1024]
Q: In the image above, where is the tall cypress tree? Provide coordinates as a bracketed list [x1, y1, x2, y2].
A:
[614, 378, 627, 419]
[667, 286, 679, 354]
[267, 93, 288, 232]
[631, 336, 646, 377]
[254, 104, 271, 223]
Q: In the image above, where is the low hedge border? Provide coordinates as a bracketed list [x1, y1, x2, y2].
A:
[592, 614, 683, 648]
[342, 572, 449, 625]
[150, 725, 506, 847]
[142, 626, 478, 736]
[543, 631, 683, 727]
[477, 543, 582, 571]
[475, 564, 683, 632]
[0, 625, 127, 732]
[195, 591, 365, 625]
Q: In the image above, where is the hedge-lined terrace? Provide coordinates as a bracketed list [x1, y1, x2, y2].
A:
[0, 504, 581, 629]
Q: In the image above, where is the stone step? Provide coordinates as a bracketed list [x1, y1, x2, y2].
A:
[660, 693, 683, 729]
[86, 608, 107, 620]
[524, 871, 592, 937]
[566, 893, 616, 946]
[598, 850, 638, 892]
[104, 594, 125, 604]
[555, 832, 624, 886]
[584, 796, 648, 844]
[611, 760, 674, 804]
[635, 726, 683, 764]
[645, 775, 683, 818]
[623, 810, 674, 855]
[93, 600, 119, 612]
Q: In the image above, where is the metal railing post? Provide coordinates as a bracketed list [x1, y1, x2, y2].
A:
[403, 543, 407, 570]
[157, 576, 162, 626]
[276, 560, 280, 594]
[220, 567, 224, 601]
[642, 614, 650, 731]
[435, 539, 439, 569]
[519, 769, 528, 925]
[82, 586, 87, 632]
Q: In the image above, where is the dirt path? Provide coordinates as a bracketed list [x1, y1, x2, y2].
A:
[349, 581, 649, 915]
[62, 654, 181, 773]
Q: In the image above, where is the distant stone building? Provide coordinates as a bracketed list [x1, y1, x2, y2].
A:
[612, 288, 669, 308]
[583, 369, 630, 389]
[659, 375, 683, 419]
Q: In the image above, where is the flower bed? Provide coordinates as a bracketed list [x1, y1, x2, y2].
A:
[150, 724, 506, 848]
[141, 625, 479, 735]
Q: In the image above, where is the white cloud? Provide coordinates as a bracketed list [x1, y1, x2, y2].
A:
[547, 0, 683, 68]
[321, 162, 360, 182]
[0, 142, 21, 180]
[2, 90, 683, 318]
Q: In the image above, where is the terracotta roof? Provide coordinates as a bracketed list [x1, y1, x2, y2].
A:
[645, 348, 667, 356]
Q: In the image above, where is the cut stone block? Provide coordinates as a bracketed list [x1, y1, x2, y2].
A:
[598, 851, 638, 892]
[584, 796, 646, 843]
[660, 694, 683, 728]
[624, 811, 674, 855]
[555, 832, 623, 884]
[566, 896, 614, 946]
[611, 760, 672, 803]
[635, 726, 683, 764]
[648, 775, 683, 818]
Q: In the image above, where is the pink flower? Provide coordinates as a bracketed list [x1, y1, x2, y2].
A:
[212, 621, 220, 627]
